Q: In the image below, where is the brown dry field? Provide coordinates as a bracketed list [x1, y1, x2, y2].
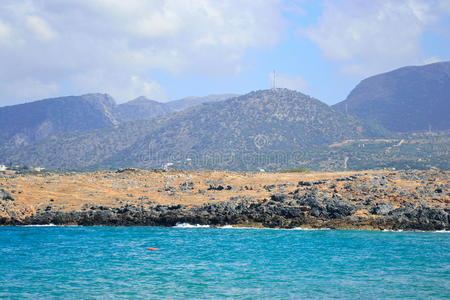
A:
[1, 169, 448, 220]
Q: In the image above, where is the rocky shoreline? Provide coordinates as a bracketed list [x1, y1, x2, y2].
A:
[1, 169, 448, 230]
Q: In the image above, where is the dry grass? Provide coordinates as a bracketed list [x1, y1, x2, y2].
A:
[1, 169, 447, 220]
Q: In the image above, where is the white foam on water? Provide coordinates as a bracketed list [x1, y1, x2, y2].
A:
[23, 224, 57, 227]
[174, 223, 210, 228]
[220, 226, 332, 231]
[291, 227, 331, 231]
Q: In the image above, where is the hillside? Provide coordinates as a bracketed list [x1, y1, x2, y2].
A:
[166, 94, 238, 111]
[0, 93, 238, 146]
[0, 94, 118, 146]
[114, 96, 172, 122]
[333, 61, 450, 132]
[102, 89, 389, 170]
[0, 89, 392, 170]
[114, 94, 237, 121]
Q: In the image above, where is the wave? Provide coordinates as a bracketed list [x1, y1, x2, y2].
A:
[219, 225, 331, 231]
[291, 227, 331, 231]
[173, 223, 211, 228]
[23, 224, 57, 227]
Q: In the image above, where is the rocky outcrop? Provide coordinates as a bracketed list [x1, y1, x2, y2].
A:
[1, 169, 448, 231]
[1, 187, 448, 231]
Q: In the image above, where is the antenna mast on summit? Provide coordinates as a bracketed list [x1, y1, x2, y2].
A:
[272, 70, 276, 89]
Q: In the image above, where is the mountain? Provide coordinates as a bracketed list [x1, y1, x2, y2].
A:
[0, 93, 238, 146]
[114, 94, 238, 121]
[166, 94, 238, 111]
[101, 89, 389, 170]
[333, 61, 450, 132]
[0, 89, 390, 170]
[0, 93, 118, 146]
[114, 96, 171, 122]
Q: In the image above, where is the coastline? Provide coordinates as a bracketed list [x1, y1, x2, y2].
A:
[1, 169, 448, 231]
[11, 223, 450, 233]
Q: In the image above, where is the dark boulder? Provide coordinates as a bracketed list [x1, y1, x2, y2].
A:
[208, 184, 232, 191]
[179, 181, 194, 191]
[370, 202, 394, 215]
[270, 194, 289, 203]
[323, 197, 357, 218]
[0, 189, 14, 201]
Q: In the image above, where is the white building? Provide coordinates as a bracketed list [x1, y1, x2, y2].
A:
[0, 165, 6, 172]
[163, 162, 174, 171]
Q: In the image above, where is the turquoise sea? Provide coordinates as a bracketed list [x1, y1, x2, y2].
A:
[0, 226, 449, 299]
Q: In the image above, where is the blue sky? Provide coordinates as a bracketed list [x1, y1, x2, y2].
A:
[0, 0, 449, 106]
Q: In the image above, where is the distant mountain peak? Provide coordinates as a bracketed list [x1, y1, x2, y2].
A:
[333, 61, 450, 132]
[0, 93, 120, 145]
[127, 96, 161, 104]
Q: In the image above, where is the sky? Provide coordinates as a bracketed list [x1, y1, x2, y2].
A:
[0, 0, 449, 106]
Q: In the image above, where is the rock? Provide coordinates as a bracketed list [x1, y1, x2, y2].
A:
[115, 168, 138, 173]
[164, 185, 176, 192]
[179, 181, 194, 191]
[0, 189, 14, 201]
[370, 202, 394, 215]
[336, 176, 356, 182]
[208, 184, 232, 191]
[264, 184, 276, 191]
[270, 194, 289, 202]
[298, 180, 326, 187]
[313, 180, 327, 185]
[323, 197, 356, 218]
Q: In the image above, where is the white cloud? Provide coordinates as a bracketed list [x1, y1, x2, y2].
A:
[423, 56, 442, 64]
[26, 16, 56, 40]
[270, 72, 308, 92]
[69, 71, 168, 102]
[301, 0, 447, 77]
[440, 0, 450, 14]
[0, 0, 283, 104]
[129, 76, 168, 102]
[0, 78, 59, 106]
[0, 19, 12, 43]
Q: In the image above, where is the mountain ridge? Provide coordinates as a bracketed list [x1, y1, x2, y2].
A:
[0, 89, 392, 171]
[0, 93, 118, 146]
[333, 61, 450, 132]
[0, 93, 238, 145]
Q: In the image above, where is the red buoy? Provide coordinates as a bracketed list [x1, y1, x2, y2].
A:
[147, 248, 159, 251]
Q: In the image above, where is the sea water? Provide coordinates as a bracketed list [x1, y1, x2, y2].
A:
[0, 226, 449, 299]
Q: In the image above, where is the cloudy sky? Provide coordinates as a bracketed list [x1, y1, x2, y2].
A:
[0, 0, 449, 106]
